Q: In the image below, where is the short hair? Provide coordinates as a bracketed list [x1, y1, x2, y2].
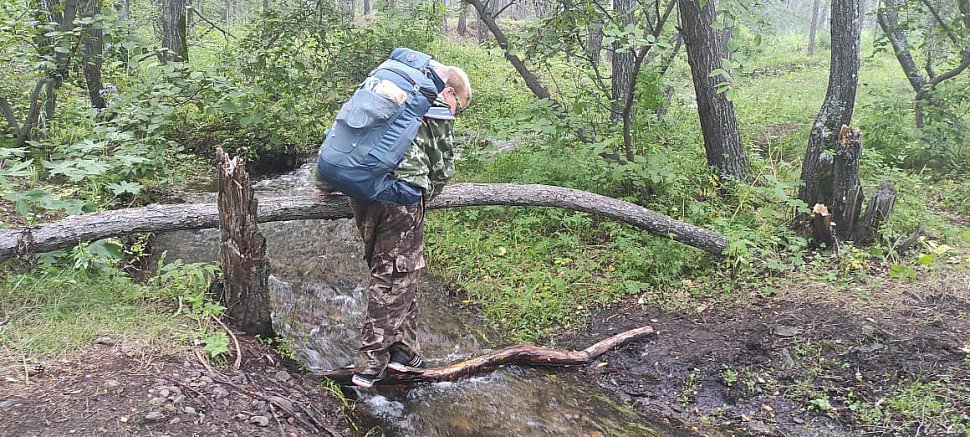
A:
[432, 64, 472, 109]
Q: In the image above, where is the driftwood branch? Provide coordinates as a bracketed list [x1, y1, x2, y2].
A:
[0, 184, 729, 261]
[315, 325, 654, 385]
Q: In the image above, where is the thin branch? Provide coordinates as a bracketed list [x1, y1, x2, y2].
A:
[191, 7, 235, 40]
[919, 0, 960, 45]
[491, 0, 518, 18]
[212, 314, 243, 370]
[918, 50, 970, 99]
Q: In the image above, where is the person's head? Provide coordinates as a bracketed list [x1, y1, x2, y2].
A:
[431, 64, 472, 114]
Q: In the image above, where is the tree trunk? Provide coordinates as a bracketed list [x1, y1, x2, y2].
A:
[216, 148, 274, 337]
[830, 125, 863, 239]
[41, 0, 79, 120]
[118, 0, 129, 20]
[797, 0, 861, 206]
[476, 0, 489, 43]
[317, 325, 654, 385]
[0, 184, 731, 262]
[876, 0, 927, 92]
[587, 18, 604, 66]
[341, 0, 355, 20]
[611, 0, 634, 124]
[808, 0, 821, 55]
[457, 1, 468, 36]
[80, 0, 106, 109]
[362, 0, 370, 15]
[160, 0, 189, 61]
[678, 0, 750, 181]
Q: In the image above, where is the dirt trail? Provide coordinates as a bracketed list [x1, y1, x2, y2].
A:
[0, 336, 349, 436]
[564, 269, 970, 436]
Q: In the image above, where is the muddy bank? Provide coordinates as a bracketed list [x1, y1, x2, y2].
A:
[0, 336, 349, 436]
[562, 270, 970, 435]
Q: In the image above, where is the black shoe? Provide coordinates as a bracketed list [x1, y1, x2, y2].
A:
[351, 368, 386, 388]
[387, 349, 427, 373]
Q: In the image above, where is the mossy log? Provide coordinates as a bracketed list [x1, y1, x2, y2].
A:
[315, 325, 655, 386]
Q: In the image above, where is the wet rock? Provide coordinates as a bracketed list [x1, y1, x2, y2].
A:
[275, 371, 292, 382]
[145, 411, 164, 422]
[250, 415, 270, 427]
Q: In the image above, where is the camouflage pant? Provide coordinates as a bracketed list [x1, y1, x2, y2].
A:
[349, 198, 426, 375]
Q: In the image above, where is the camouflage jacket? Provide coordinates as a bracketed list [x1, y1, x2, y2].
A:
[391, 99, 456, 202]
[313, 99, 456, 202]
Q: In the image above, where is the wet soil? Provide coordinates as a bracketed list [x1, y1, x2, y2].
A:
[562, 270, 970, 436]
[0, 336, 350, 436]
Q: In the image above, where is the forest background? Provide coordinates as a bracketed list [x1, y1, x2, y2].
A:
[0, 0, 968, 433]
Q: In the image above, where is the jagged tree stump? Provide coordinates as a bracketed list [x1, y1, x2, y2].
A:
[831, 125, 864, 238]
[216, 147, 274, 337]
[807, 125, 898, 248]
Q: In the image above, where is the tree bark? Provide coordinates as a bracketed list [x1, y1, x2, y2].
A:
[808, 0, 821, 55]
[854, 180, 897, 244]
[216, 148, 274, 337]
[797, 0, 861, 206]
[0, 184, 730, 262]
[341, 0, 355, 20]
[586, 18, 603, 66]
[160, 0, 189, 61]
[678, 0, 750, 181]
[80, 0, 106, 109]
[457, 1, 468, 36]
[362, 0, 370, 15]
[611, 0, 635, 124]
[13, 79, 49, 149]
[0, 96, 18, 136]
[316, 325, 654, 385]
[830, 125, 863, 239]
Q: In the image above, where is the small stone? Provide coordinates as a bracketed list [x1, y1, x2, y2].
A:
[234, 413, 249, 421]
[171, 395, 185, 404]
[212, 386, 230, 399]
[104, 379, 121, 389]
[149, 397, 166, 407]
[167, 417, 181, 426]
[159, 388, 171, 398]
[269, 396, 293, 411]
[145, 411, 164, 422]
[0, 399, 17, 410]
[275, 371, 291, 382]
[198, 376, 213, 386]
[119, 416, 129, 423]
[95, 336, 116, 346]
[183, 407, 197, 415]
[249, 415, 270, 427]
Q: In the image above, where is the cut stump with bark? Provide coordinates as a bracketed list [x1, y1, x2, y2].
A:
[811, 203, 834, 248]
[216, 148, 274, 337]
[315, 325, 654, 386]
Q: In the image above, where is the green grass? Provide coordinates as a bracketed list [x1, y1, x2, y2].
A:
[0, 258, 220, 358]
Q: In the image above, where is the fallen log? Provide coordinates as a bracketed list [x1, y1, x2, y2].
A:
[315, 325, 654, 385]
[0, 184, 728, 261]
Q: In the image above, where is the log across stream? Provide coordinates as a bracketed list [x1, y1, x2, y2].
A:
[0, 183, 728, 262]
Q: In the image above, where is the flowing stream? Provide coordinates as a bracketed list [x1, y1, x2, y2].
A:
[152, 163, 682, 436]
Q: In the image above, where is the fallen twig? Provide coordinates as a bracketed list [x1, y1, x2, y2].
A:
[211, 314, 243, 369]
[316, 324, 654, 385]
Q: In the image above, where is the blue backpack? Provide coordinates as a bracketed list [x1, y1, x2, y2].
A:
[316, 48, 447, 205]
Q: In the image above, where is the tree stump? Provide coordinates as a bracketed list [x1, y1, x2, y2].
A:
[216, 147, 274, 337]
[831, 125, 864, 239]
[855, 180, 898, 244]
[811, 203, 834, 248]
